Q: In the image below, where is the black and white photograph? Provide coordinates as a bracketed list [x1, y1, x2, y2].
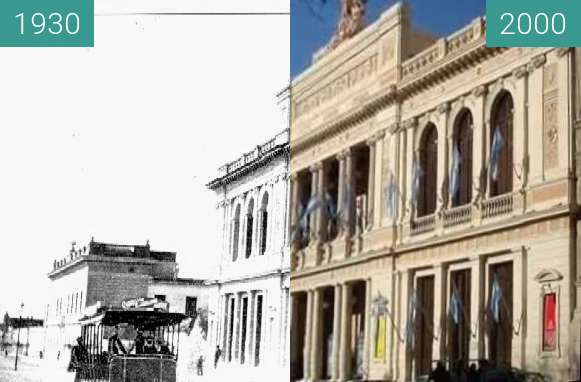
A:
[0, 0, 289, 381]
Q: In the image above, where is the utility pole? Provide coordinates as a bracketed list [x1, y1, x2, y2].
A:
[14, 303, 23, 371]
[14, 316, 21, 371]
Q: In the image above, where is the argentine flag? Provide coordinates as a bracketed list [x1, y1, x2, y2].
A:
[489, 273, 503, 323]
[449, 284, 462, 325]
[449, 144, 462, 201]
[489, 127, 505, 182]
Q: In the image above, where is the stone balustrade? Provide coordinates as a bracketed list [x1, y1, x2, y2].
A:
[482, 193, 514, 219]
[443, 204, 472, 228]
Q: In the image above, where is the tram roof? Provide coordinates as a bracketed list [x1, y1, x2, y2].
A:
[79, 309, 187, 328]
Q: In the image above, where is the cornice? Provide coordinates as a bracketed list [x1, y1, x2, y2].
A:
[207, 145, 289, 190]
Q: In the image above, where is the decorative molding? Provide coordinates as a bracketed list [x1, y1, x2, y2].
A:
[471, 85, 487, 98]
[527, 54, 547, 73]
[513, 65, 528, 79]
[437, 102, 451, 114]
[402, 117, 418, 130]
[534, 268, 564, 283]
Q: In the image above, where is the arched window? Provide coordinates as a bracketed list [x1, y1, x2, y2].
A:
[452, 110, 473, 207]
[245, 199, 254, 258]
[232, 205, 241, 261]
[490, 91, 514, 197]
[259, 193, 269, 255]
[418, 123, 438, 217]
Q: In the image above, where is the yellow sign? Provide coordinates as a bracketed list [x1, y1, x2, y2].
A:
[375, 316, 386, 359]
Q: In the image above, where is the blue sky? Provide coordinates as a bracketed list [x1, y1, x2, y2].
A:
[291, 0, 485, 78]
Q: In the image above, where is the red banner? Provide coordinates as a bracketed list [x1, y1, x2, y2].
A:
[542, 293, 556, 351]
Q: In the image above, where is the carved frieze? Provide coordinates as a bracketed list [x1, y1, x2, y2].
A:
[543, 63, 559, 170]
[293, 54, 379, 121]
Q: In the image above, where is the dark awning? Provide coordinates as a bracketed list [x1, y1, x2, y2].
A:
[79, 309, 187, 329]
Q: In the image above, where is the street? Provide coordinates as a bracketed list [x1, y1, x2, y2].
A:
[0, 354, 72, 382]
[0, 353, 265, 382]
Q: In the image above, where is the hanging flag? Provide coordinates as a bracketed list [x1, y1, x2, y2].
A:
[411, 156, 423, 207]
[325, 191, 337, 220]
[301, 196, 321, 229]
[489, 273, 502, 323]
[449, 283, 462, 325]
[489, 127, 505, 182]
[386, 173, 398, 219]
[406, 292, 417, 347]
[449, 144, 462, 201]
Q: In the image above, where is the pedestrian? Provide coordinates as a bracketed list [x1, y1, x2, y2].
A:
[197, 356, 204, 375]
[214, 345, 221, 369]
[108, 326, 127, 355]
[68, 337, 88, 382]
[57, 350, 61, 360]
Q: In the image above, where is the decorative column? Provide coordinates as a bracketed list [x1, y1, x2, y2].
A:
[432, 264, 447, 362]
[366, 137, 377, 231]
[402, 120, 417, 240]
[331, 284, 343, 380]
[303, 290, 314, 380]
[339, 283, 352, 381]
[310, 288, 322, 379]
[375, 129, 388, 228]
[469, 256, 485, 360]
[437, 102, 451, 216]
[290, 174, 299, 234]
[363, 278, 372, 376]
[252, 190, 260, 257]
[513, 62, 532, 212]
[344, 149, 354, 238]
[309, 164, 320, 243]
[317, 163, 327, 244]
[337, 151, 346, 226]
[471, 85, 487, 225]
[512, 247, 527, 369]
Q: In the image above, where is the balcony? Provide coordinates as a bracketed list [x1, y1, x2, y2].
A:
[443, 204, 472, 228]
[411, 214, 436, 235]
[482, 193, 514, 219]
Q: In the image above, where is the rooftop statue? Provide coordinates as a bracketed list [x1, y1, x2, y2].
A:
[329, 0, 366, 49]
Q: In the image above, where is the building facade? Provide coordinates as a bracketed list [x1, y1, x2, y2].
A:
[290, 3, 581, 381]
[206, 125, 291, 379]
[44, 239, 179, 358]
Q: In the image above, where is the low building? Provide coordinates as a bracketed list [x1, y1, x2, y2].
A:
[44, 239, 179, 359]
[1, 314, 44, 357]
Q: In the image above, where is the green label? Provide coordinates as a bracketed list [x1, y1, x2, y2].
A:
[0, 0, 93, 47]
[486, 0, 580, 47]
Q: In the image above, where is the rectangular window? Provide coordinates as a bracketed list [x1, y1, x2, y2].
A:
[228, 298, 235, 362]
[240, 297, 248, 364]
[260, 210, 268, 255]
[155, 294, 166, 302]
[542, 292, 557, 351]
[254, 295, 263, 366]
[185, 297, 197, 317]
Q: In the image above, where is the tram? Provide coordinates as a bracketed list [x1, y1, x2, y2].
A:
[75, 304, 187, 382]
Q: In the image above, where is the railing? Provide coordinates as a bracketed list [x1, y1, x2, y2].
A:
[443, 204, 472, 228]
[401, 17, 485, 81]
[411, 214, 436, 235]
[401, 43, 443, 79]
[482, 193, 514, 219]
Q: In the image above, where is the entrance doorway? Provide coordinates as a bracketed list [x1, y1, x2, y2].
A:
[489, 262, 513, 367]
[290, 292, 307, 380]
[415, 275, 435, 377]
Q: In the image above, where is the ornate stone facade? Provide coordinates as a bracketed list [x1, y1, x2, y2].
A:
[290, 3, 581, 381]
[206, 118, 290, 380]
